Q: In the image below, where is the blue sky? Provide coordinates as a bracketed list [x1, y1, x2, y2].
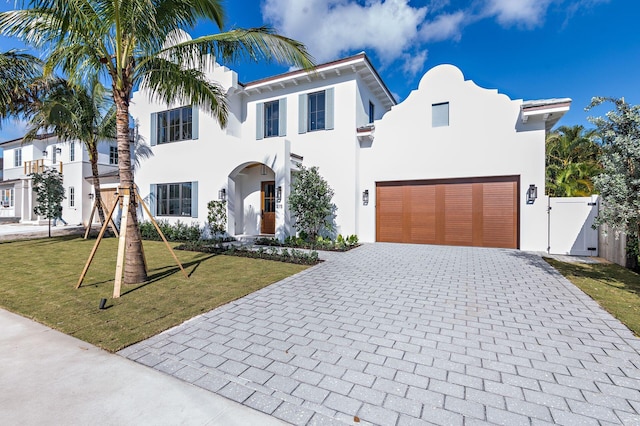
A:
[0, 0, 636, 151]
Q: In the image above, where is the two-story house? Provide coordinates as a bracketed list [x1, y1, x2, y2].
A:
[0, 133, 120, 225]
[131, 48, 569, 252]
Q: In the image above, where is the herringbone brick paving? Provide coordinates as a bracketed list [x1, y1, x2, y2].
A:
[120, 243, 640, 425]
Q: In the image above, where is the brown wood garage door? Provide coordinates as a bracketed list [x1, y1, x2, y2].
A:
[376, 176, 519, 249]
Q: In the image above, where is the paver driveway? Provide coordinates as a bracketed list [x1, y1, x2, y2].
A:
[120, 244, 640, 425]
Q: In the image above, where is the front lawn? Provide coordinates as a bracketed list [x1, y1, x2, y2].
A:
[0, 236, 307, 351]
[546, 258, 640, 335]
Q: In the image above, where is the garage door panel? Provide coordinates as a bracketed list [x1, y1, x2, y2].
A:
[376, 185, 403, 242]
[408, 185, 436, 243]
[444, 184, 473, 245]
[376, 177, 518, 249]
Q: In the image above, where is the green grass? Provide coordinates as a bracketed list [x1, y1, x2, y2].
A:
[0, 236, 307, 352]
[546, 258, 640, 335]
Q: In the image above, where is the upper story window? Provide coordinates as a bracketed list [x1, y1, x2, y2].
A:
[14, 148, 22, 167]
[298, 88, 334, 134]
[308, 91, 326, 131]
[432, 102, 449, 127]
[151, 106, 198, 146]
[69, 142, 75, 162]
[109, 145, 118, 165]
[369, 101, 375, 124]
[52, 146, 57, 164]
[264, 100, 280, 138]
[256, 99, 286, 140]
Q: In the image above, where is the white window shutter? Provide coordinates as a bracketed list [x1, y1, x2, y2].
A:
[191, 181, 198, 218]
[191, 106, 199, 140]
[256, 103, 264, 140]
[279, 98, 287, 137]
[149, 184, 157, 216]
[298, 94, 307, 134]
[150, 113, 158, 146]
[325, 87, 334, 130]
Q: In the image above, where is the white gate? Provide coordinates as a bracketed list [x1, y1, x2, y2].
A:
[548, 196, 599, 256]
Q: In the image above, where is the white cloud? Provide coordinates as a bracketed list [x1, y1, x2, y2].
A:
[401, 50, 428, 75]
[261, 0, 609, 77]
[482, 0, 555, 28]
[419, 11, 466, 42]
[262, 0, 427, 65]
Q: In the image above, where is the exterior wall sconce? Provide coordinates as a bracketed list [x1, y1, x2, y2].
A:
[218, 188, 226, 201]
[55, 147, 62, 154]
[42, 150, 48, 157]
[362, 189, 369, 206]
[526, 184, 538, 204]
[88, 193, 94, 201]
[276, 186, 282, 203]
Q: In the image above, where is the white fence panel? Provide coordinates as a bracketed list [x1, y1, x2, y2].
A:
[548, 195, 599, 256]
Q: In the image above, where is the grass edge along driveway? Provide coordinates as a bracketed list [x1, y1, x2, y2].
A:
[0, 236, 307, 352]
[546, 258, 640, 336]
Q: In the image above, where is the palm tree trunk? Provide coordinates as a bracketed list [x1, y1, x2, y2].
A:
[114, 90, 147, 284]
[88, 143, 106, 224]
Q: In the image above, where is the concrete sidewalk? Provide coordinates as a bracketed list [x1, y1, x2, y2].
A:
[0, 223, 87, 241]
[0, 309, 286, 426]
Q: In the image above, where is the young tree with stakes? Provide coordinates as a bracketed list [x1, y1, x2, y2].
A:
[0, 0, 315, 284]
[31, 168, 65, 238]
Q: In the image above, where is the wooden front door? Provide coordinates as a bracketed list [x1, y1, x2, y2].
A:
[100, 188, 119, 218]
[261, 181, 276, 234]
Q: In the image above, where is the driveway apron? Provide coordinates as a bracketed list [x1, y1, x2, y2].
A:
[120, 243, 640, 425]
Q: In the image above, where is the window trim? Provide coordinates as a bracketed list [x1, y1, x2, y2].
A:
[14, 148, 22, 167]
[109, 145, 118, 165]
[264, 100, 280, 138]
[70, 142, 75, 162]
[69, 186, 75, 207]
[1, 188, 14, 208]
[368, 101, 375, 124]
[432, 102, 450, 127]
[155, 105, 193, 145]
[155, 182, 193, 217]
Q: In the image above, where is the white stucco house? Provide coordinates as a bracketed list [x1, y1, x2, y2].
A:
[0, 133, 120, 225]
[130, 51, 570, 252]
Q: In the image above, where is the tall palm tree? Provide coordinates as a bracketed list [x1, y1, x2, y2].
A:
[19, 77, 115, 224]
[0, 0, 315, 284]
[546, 125, 601, 197]
[0, 49, 40, 122]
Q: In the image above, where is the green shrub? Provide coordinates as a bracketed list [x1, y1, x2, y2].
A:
[139, 220, 203, 242]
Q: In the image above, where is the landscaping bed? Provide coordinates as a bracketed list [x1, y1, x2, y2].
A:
[175, 241, 321, 265]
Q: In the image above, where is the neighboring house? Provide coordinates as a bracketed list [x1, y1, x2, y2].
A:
[131, 50, 570, 252]
[0, 133, 120, 225]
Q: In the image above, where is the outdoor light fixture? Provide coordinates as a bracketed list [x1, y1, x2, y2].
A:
[276, 186, 282, 203]
[88, 193, 94, 201]
[42, 150, 48, 157]
[218, 188, 226, 201]
[526, 184, 538, 204]
[55, 147, 62, 154]
[363, 189, 369, 206]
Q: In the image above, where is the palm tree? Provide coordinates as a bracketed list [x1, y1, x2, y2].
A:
[18, 77, 116, 224]
[0, 0, 315, 284]
[546, 125, 601, 197]
[0, 49, 40, 122]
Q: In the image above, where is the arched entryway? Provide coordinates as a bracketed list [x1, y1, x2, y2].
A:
[228, 162, 277, 236]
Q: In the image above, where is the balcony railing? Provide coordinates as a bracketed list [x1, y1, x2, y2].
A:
[24, 160, 63, 175]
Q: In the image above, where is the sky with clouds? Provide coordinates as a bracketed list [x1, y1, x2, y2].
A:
[0, 0, 637, 147]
